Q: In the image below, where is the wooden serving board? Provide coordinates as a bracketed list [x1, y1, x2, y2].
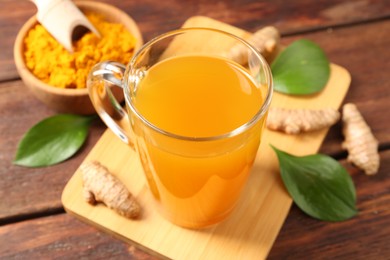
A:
[62, 16, 351, 259]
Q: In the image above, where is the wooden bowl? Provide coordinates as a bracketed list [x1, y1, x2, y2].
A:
[14, 1, 143, 115]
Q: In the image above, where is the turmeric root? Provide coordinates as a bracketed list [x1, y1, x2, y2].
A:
[228, 26, 280, 64]
[342, 103, 380, 175]
[267, 107, 340, 134]
[80, 160, 141, 219]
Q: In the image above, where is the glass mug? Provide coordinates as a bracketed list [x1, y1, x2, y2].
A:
[87, 28, 273, 229]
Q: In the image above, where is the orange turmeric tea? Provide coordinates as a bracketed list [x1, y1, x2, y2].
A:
[131, 55, 266, 228]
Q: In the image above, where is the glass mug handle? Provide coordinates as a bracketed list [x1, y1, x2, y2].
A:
[87, 61, 134, 148]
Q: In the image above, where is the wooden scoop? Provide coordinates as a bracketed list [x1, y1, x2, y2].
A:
[31, 0, 100, 52]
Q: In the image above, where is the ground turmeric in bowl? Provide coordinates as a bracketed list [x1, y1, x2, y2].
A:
[23, 12, 137, 89]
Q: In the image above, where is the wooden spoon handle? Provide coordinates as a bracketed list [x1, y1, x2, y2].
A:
[31, 0, 99, 52]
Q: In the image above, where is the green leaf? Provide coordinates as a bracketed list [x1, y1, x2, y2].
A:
[271, 145, 357, 221]
[271, 39, 330, 95]
[14, 114, 95, 167]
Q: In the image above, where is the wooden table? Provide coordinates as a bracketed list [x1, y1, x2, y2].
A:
[1, 0, 389, 259]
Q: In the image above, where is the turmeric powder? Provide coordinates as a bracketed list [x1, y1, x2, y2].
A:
[24, 12, 137, 89]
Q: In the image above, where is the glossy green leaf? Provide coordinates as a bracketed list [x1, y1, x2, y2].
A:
[271, 39, 330, 95]
[271, 145, 357, 221]
[14, 114, 95, 167]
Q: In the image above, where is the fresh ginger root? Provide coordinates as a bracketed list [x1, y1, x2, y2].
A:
[266, 107, 340, 134]
[228, 26, 280, 64]
[342, 103, 380, 175]
[80, 161, 141, 219]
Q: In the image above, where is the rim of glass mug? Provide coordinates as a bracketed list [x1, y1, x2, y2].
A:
[123, 27, 273, 142]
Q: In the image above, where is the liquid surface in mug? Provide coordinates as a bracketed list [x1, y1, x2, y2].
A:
[134, 55, 263, 137]
[132, 55, 266, 228]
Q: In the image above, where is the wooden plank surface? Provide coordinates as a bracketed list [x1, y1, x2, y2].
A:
[269, 149, 390, 259]
[2, 151, 388, 259]
[0, 81, 106, 223]
[61, 16, 351, 259]
[1, 0, 389, 81]
[2, 15, 389, 226]
[301, 19, 390, 155]
[0, 0, 389, 259]
[0, 214, 155, 260]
